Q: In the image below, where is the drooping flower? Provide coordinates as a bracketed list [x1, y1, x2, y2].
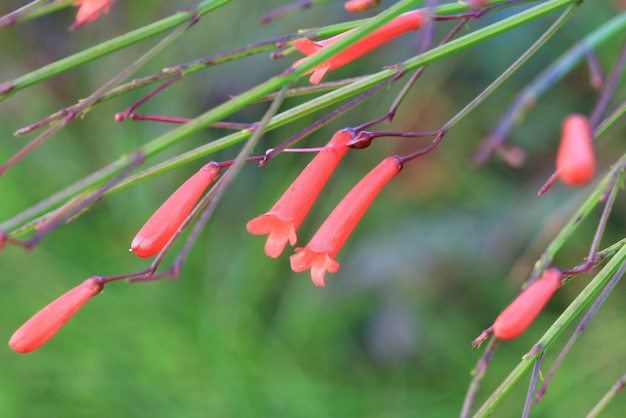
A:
[556, 114, 595, 186]
[344, 0, 381, 13]
[131, 162, 221, 258]
[493, 268, 562, 340]
[70, 0, 115, 27]
[290, 156, 402, 286]
[292, 10, 424, 84]
[247, 130, 353, 258]
[9, 277, 103, 353]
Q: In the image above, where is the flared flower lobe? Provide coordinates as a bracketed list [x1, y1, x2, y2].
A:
[247, 130, 354, 258]
[131, 162, 221, 258]
[290, 156, 402, 286]
[9, 277, 103, 353]
[493, 268, 562, 340]
[72, 0, 114, 26]
[556, 114, 595, 186]
[293, 10, 424, 84]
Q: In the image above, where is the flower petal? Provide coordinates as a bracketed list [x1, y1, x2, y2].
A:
[247, 215, 297, 258]
[290, 249, 340, 287]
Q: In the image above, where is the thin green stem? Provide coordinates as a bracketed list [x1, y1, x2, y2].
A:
[0, 11, 198, 176]
[472, 149, 626, 415]
[443, 2, 579, 132]
[0, 0, 231, 101]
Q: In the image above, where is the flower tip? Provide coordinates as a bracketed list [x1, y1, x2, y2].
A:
[556, 114, 595, 187]
[309, 65, 331, 85]
[130, 236, 157, 258]
[9, 332, 34, 353]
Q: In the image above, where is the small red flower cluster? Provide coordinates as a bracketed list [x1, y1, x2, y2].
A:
[248, 130, 402, 286]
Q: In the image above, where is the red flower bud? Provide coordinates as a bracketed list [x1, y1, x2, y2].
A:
[131, 162, 221, 258]
[290, 156, 402, 286]
[72, 0, 114, 25]
[493, 269, 562, 340]
[9, 277, 103, 353]
[556, 114, 595, 186]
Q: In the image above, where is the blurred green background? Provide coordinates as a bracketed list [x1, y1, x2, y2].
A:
[1, 1, 625, 417]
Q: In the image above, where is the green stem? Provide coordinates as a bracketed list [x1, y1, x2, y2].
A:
[0, 0, 73, 26]
[0, 0, 596, 234]
[0, 0, 231, 101]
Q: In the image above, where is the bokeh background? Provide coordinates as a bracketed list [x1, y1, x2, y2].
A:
[1, 0, 625, 417]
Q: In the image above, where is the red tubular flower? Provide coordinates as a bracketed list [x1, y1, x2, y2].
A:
[493, 268, 563, 340]
[556, 114, 595, 186]
[292, 10, 424, 84]
[131, 162, 221, 258]
[344, 0, 381, 13]
[71, 0, 114, 26]
[247, 130, 353, 258]
[290, 156, 402, 286]
[9, 277, 103, 353]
